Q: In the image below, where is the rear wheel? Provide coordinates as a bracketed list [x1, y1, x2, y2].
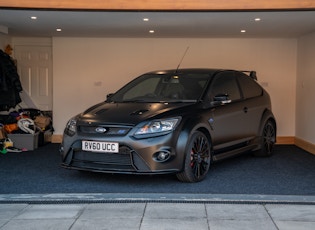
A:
[176, 131, 211, 182]
[254, 120, 276, 157]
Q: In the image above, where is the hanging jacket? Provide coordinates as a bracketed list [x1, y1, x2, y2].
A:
[0, 49, 23, 111]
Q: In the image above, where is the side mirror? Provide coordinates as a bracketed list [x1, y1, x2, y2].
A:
[106, 93, 114, 102]
[211, 94, 231, 106]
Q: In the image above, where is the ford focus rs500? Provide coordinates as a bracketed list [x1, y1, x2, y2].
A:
[60, 69, 276, 182]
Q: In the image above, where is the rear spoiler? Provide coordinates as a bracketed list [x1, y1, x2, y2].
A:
[241, 71, 257, 80]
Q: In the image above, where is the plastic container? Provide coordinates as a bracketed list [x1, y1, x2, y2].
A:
[7, 132, 39, 151]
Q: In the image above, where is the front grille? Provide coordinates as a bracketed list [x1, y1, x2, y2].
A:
[79, 125, 131, 136]
[71, 146, 136, 172]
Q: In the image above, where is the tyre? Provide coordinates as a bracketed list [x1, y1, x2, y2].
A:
[254, 120, 276, 157]
[176, 131, 211, 182]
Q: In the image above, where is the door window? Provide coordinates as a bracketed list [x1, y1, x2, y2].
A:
[209, 72, 241, 102]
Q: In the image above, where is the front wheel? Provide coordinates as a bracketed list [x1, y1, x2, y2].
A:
[176, 131, 211, 182]
[254, 120, 276, 157]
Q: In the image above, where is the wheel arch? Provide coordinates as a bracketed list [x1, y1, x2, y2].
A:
[175, 124, 213, 182]
[259, 109, 277, 139]
[176, 118, 213, 170]
[252, 108, 277, 156]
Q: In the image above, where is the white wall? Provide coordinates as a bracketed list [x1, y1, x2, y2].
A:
[296, 32, 315, 144]
[53, 37, 297, 137]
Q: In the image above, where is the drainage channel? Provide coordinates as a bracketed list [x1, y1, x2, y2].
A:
[1, 193, 315, 205]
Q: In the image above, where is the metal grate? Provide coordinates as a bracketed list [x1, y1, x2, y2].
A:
[71, 146, 136, 171]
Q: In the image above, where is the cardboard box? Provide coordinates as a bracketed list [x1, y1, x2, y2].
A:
[7, 132, 39, 151]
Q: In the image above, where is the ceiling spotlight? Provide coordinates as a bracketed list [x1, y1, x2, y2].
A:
[56, 28, 62, 32]
[30, 16, 37, 20]
[241, 30, 246, 33]
[149, 30, 155, 34]
[143, 18, 149, 22]
[255, 18, 261, 21]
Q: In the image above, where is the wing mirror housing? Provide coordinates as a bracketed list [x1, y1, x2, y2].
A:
[211, 94, 232, 106]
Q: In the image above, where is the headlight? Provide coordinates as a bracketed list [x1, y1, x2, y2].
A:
[65, 118, 77, 136]
[135, 117, 180, 136]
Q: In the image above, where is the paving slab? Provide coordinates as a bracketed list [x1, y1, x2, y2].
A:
[71, 218, 141, 230]
[144, 203, 206, 219]
[275, 221, 315, 230]
[205, 204, 270, 220]
[80, 203, 146, 219]
[14, 204, 85, 219]
[265, 204, 315, 230]
[141, 203, 208, 230]
[0, 204, 28, 220]
[208, 219, 277, 230]
[140, 218, 209, 230]
[0, 219, 76, 230]
[265, 204, 315, 221]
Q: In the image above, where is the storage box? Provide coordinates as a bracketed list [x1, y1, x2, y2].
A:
[7, 132, 39, 151]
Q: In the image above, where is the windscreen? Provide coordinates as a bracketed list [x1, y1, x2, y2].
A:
[109, 73, 209, 103]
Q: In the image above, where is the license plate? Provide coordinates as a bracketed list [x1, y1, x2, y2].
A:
[82, 140, 119, 153]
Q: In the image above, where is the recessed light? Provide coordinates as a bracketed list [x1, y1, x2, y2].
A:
[149, 30, 155, 34]
[241, 30, 246, 33]
[255, 18, 261, 22]
[56, 28, 62, 32]
[143, 18, 149, 22]
[30, 16, 37, 20]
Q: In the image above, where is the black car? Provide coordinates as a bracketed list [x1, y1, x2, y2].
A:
[60, 69, 276, 182]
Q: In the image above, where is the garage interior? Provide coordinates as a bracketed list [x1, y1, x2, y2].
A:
[1, 4, 315, 230]
[0, 0, 315, 194]
[1, 1, 315, 153]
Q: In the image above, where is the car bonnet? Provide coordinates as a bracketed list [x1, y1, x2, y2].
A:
[78, 101, 193, 125]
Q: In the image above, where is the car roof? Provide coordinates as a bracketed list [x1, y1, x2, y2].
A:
[145, 68, 224, 75]
[145, 68, 257, 80]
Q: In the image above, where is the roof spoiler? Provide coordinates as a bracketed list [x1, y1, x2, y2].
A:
[241, 71, 257, 80]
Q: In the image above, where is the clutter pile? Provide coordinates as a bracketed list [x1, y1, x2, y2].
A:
[0, 109, 53, 153]
[0, 45, 53, 153]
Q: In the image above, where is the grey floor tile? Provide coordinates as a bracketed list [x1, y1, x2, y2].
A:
[0, 204, 28, 219]
[0, 219, 75, 230]
[71, 218, 141, 230]
[275, 221, 315, 230]
[140, 218, 209, 230]
[14, 204, 85, 219]
[206, 204, 270, 220]
[80, 203, 146, 219]
[144, 203, 206, 219]
[208, 219, 277, 230]
[0, 219, 9, 229]
[265, 205, 315, 221]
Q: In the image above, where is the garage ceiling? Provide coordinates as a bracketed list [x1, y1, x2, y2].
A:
[0, 9, 315, 38]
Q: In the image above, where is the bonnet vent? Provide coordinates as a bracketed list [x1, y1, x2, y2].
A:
[130, 109, 149, 116]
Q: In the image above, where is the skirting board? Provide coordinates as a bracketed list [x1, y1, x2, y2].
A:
[51, 134, 63, 143]
[295, 137, 315, 155]
[51, 135, 315, 155]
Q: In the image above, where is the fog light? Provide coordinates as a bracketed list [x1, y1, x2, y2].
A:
[154, 150, 171, 162]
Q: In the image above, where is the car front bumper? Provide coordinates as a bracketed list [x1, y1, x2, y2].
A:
[60, 130, 186, 175]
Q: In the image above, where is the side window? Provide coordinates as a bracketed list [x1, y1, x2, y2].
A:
[237, 73, 263, 99]
[209, 72, 241, 101]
